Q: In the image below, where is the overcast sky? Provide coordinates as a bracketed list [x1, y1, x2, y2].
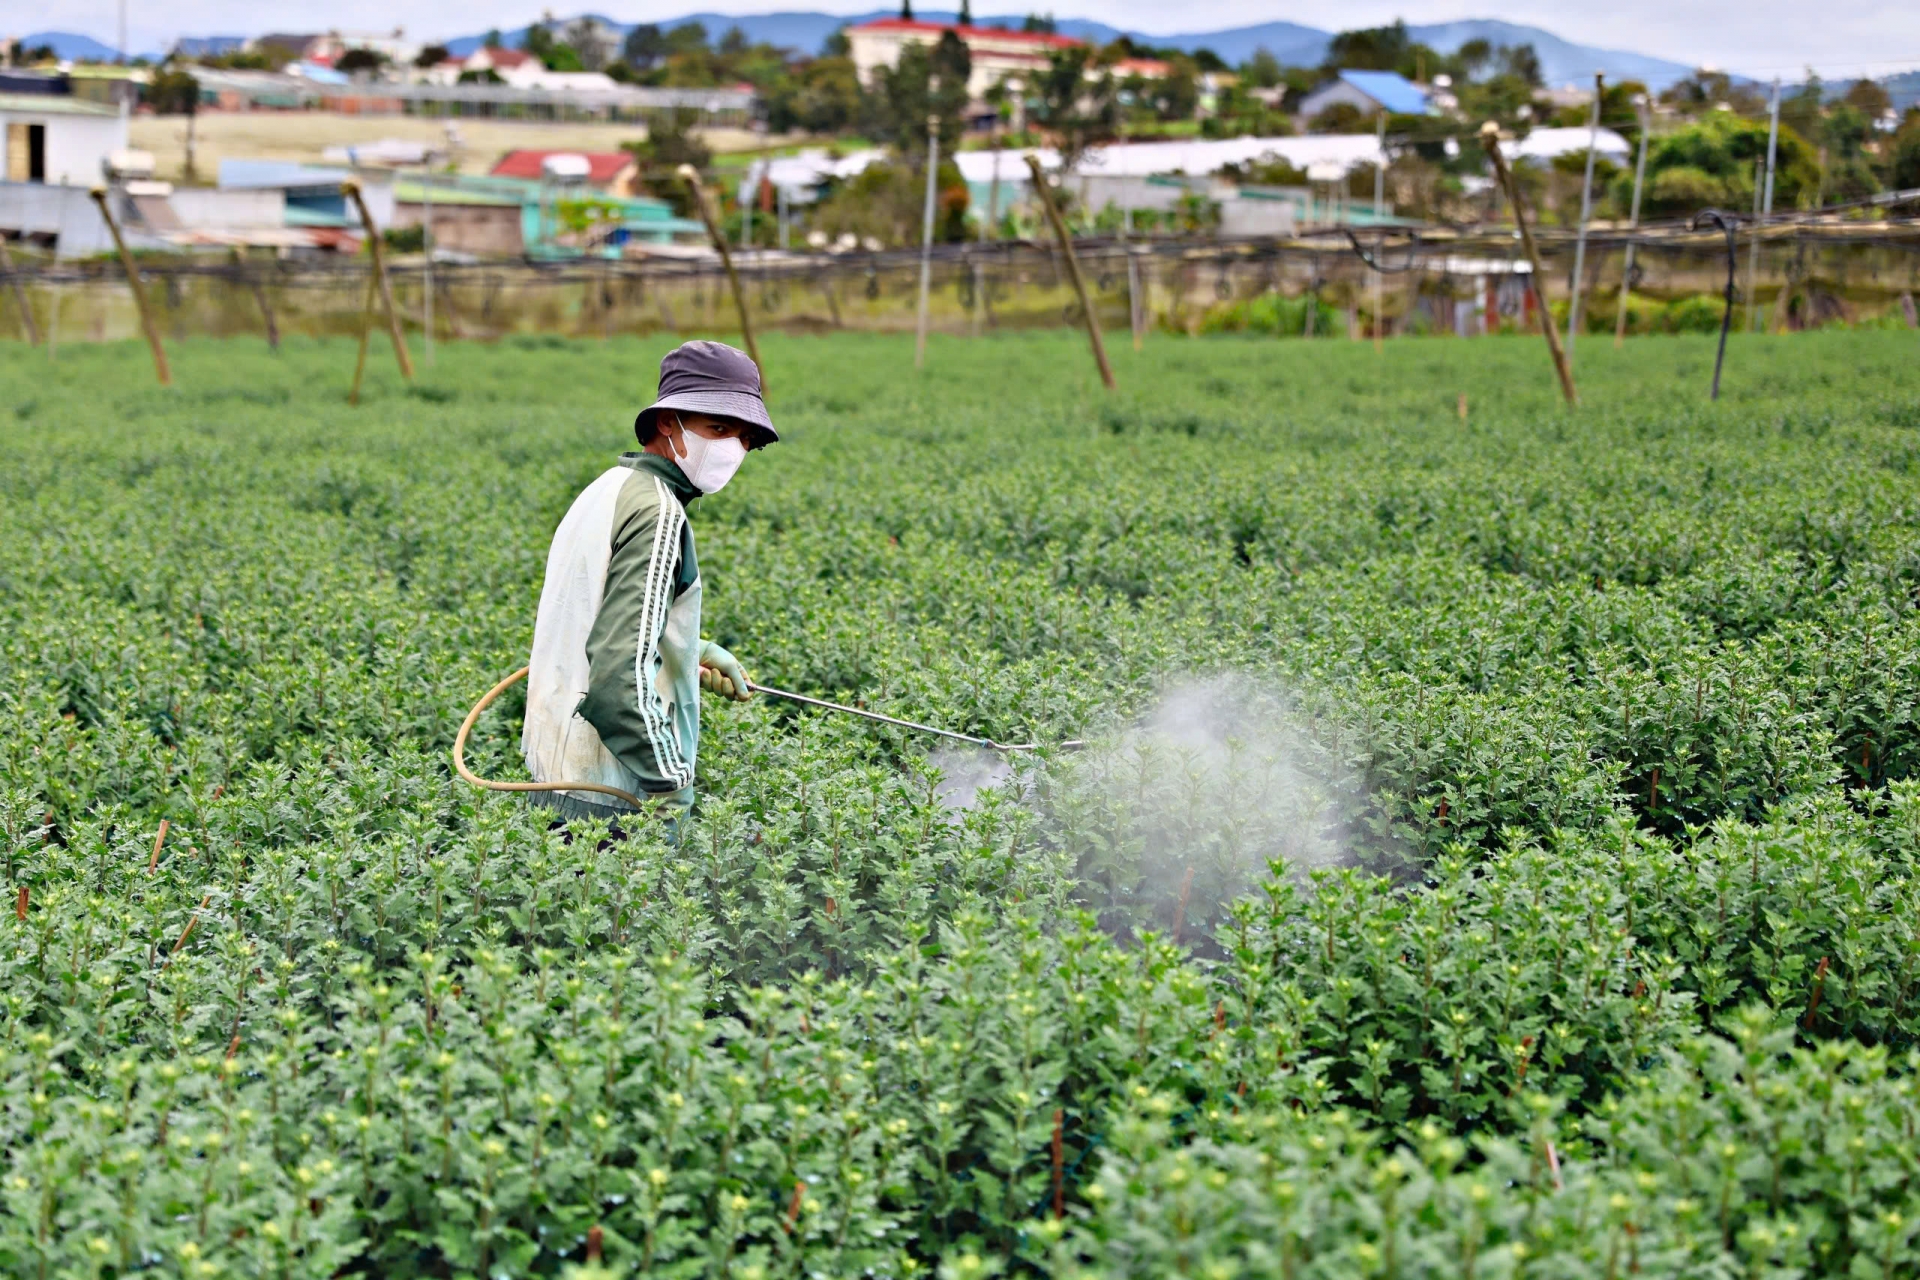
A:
[26, 0, 1920, 80]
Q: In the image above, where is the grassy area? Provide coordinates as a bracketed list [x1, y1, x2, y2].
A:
[4, 330, 1920, 1274]
[127, 111, 797, 183]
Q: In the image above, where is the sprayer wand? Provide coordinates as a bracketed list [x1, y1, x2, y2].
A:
[746, 681, 1080, 753]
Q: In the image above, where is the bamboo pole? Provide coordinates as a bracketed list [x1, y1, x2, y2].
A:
[1615, 97, 1651, 347]
[343, 180, 413, 381]
[1481, 124, 1579, 408]
[1023, 152, 1115, 390]
[0, 236, 39, 346]
[89, 187, 170, 386]
[679, 163, 766, 392]
[1567, 72, 1604, 354]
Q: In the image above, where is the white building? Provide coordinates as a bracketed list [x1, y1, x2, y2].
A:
[846, 18, 1086, 100]
[0, 92, 128, 187]
[1511, 126, 1631, 164]
[308, 28, 421, 68]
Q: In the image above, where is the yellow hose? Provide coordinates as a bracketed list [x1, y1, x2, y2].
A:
[452, 666, 650, 811]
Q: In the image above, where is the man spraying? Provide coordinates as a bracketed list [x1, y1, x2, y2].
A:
[521, 340, 776, 828]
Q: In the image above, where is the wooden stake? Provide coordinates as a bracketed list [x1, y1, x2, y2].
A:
[0, 235, 39, 346]
[1051, 1108, 1065, 1218]
[1616, 97, 1651, 347]
[89, 187, 171, 386]
[347, 268, 377, 405]
[14, 885, 25, 922]
[679, 164, 766, 393]
[343, 180, 413, 381]
[232, 248, 279, 351]
[166, 893, 212, 965]
[1024, 153, 1114, 389]
[148, 819, 170, 873]
[1458, 392, 1468, 422]
[1480, 125, 1578, 408]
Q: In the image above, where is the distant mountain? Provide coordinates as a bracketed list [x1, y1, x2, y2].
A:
[1880, 70, 1920, 113]
[440, 11, 1696, 89]
[17, 30, 161, 61]
[1403, 20, 1693, 91]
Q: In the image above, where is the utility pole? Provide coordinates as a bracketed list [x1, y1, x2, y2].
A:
[1748, 78, 1781, 333]
[915, 114, 940, 370]
[1482, 123, 1578, 407]
[1567, 71, 1603, 356]
[1615, 95, 1651, 347]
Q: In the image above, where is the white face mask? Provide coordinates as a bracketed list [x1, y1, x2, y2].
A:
[670, 420, 749, 494]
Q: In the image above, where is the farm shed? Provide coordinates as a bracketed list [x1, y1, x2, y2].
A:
[0, 92, 128, 187]
[391, 180, 524, 257]
[1297, 70, 1433, 120]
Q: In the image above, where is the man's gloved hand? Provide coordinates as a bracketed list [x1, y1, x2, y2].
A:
[699, 640, 753, 702]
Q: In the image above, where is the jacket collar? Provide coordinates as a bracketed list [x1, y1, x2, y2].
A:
[618, 451, 701, 506]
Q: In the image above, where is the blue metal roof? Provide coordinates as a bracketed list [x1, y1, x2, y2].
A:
[218, 159, 353, 192]
[1338, 70, 1429, 115]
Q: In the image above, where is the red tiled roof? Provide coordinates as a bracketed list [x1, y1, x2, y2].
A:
[848, 18, 1083, 49]
[470, 47, 535, 68]
[1112, 57, 1171, 77]
[489, 150, 636, 183]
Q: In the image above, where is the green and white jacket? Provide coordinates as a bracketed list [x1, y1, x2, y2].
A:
[522, 453, 703, 817]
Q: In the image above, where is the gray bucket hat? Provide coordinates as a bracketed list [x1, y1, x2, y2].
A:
[634, 340, 777, 445]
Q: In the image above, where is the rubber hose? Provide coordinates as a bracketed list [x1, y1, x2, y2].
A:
[452, 666, 650, 811]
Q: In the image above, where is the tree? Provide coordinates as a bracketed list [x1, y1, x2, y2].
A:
[1308, 101, 1368, 134]
[870, 32, 970, 158]
[1889, 113, 1920, 190]
[900, 0, 914, 19]
[665, 23, 709, 57]
[1242, 47, 1283, 89]
[562, 18, 613, 70]
[1022, 14, 1056, 34]
[624, 25, 665, 69]
[335, 47, 386, 75]
[959, 0, 973, 25]
[1455, 39, 1493, 79]
[413, 44, 450, 68]
[822, 28, 851, 58]
[483, 29, 502, 49]
[1780, 74, 1824, 144]
[1325, 21, 1410, 72]
[1616, 112, 1817, 217]
[146, 67, 200, 181]
[719, 26, 749, 57]
[1820, 103, 1880, 200]
[1842, 78, 1892, 123]
[1031, 44, 1119, 170]
[623, 109, 712, 217]
[1499, 43, 1542, 88]
[765, 55, 861, 133]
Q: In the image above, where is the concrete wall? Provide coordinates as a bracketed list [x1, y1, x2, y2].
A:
[392, 200, 524, 257]
[167, 187, 286, 229]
